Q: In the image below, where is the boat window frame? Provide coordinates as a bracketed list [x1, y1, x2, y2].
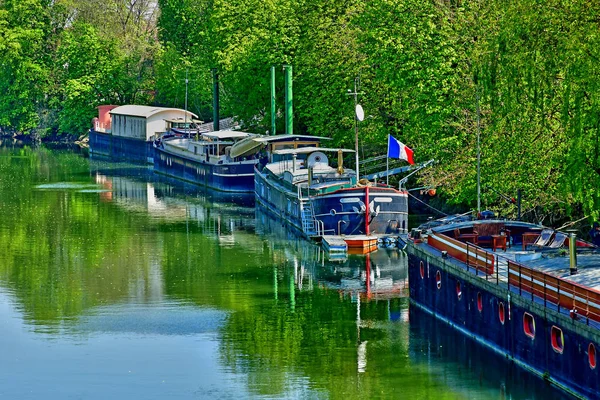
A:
[551, 326, 564, 354]
[523, 312, 535, 339]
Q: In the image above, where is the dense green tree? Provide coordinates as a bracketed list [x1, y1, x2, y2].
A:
[6, 0, 600, 220]
[0, 0, 54, 135]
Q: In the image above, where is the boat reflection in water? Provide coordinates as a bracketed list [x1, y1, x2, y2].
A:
[88, 160, 259, 258]
[409, 306, 569, 400]
[254, 207, 410, 377]
[90, 160, 254, 219]
[256, 206, 409, 301]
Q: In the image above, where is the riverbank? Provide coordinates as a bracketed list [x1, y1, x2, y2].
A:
[0, 132, 85, 145]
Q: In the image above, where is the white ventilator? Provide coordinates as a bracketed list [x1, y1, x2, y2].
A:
[306, 152, 329, 168]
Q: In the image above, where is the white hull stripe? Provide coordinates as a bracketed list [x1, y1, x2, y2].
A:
[314, 211, 407, 217]
[213, 172, 255, 177]
[320, 192, 407, 199]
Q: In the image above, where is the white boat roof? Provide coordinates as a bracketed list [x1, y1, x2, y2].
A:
[165, 118, 203, 123]
[255, 134, 331, 143]
[273, 147, 355, 155]
[202, 130, 253, 140]
[110, 105, 198, 119]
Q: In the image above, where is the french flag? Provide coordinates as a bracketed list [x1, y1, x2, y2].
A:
[387, 134, 414, 165]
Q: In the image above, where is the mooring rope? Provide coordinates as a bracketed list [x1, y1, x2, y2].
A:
[406, 191, 448, 216]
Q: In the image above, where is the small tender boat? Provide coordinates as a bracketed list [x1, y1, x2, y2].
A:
[242, 134, 409, 238]
[406, 215, 600, 398]
[153, 130, 260, 193]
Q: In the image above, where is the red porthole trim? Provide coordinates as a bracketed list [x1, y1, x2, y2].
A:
[456, 280, 462, 300]
[436, 270, 442, 289]
[551, 326, 564, 354]
[499, 302, 505, 324]
[419, 261, 424, 279]
[589, 343, 597, 369]
[523, 312, 535, 339]
[477, 292, 483, 312]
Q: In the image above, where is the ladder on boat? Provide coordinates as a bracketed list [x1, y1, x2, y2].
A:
[300, 200, 323, 238]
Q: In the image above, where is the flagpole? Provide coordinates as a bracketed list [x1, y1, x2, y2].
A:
[386, 135, 390, 186]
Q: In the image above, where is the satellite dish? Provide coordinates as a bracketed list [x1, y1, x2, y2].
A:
[355, 104, 364, 121]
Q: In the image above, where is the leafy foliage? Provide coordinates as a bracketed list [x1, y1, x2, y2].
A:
[4, 0, 600, 220]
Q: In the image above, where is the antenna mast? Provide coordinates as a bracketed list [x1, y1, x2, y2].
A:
[347, 76, 362, 181]
[184, 69, 189, 136]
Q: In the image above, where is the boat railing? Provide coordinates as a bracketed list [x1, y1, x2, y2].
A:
[297, 183, 310, 201]
[315, 219, 325, 237]
[467, 241, 600, 327]
[428, 232, 600, 327]
[94, 122, 111, 133]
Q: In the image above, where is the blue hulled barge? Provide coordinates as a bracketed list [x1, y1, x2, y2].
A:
[244, 134, 409, 238]
[153, 130, 259, 193]
[90, 105, 198, 164]
[406, 219, 600, 398]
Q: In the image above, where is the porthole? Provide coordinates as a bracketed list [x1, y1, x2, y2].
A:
[589, 343, 596, 369]
[419, 261, 425, 279]
[523, 313, 535, 339]
[551, 326, 564, 354]
[477, 292, 483, 312]
[499, 302, 505, 324]
[456, 281, 462, 300]
[436, 271, 442, 289]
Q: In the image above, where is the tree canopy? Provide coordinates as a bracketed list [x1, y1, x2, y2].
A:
[2, 0, 600, 221]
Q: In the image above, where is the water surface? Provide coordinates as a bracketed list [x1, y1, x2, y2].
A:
[0, 146, 569, 399]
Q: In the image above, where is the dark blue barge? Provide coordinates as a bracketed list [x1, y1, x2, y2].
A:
[153, 131, 258, 193]
[90, 130, 154, 164]
[249, 135, 409, 238]
[406, 219, 600, 399]
[89, 105, 197, 164]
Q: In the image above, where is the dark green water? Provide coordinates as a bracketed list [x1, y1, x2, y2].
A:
[0, 145, 569, 399]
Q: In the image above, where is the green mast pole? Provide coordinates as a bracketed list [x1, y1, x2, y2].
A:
[284, 65, 293, 135]
[271, 66, 276, 136]
[212, 68, 219, 131]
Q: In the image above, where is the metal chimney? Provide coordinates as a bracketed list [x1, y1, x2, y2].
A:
[569, 232, 578, 275]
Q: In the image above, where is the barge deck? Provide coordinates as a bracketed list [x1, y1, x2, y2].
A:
[407, 219, 600, 398]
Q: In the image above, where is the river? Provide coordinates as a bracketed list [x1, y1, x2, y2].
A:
[0, 145, 569, 399]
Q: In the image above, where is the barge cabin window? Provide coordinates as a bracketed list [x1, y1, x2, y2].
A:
[477, 292, 483, 312]
[590, 343, 597, 369]
[523, 313, 535, 339]
[499, 302, 505, 324]
[551, 326, 564, 354]
[419, 261, 424, 279]
[436, 271, 441, 289]
[456, 281, 462, 300]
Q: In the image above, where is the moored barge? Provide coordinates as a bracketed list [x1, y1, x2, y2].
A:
[90, 105, 197, 164]
[243, 134, 409, 238]
[153, 130, 258, 193]
[406, 218, 600, 398]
